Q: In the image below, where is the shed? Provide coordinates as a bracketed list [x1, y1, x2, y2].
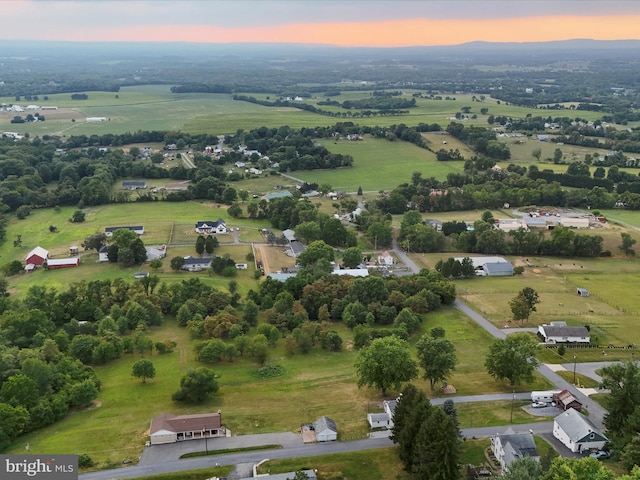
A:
[483, 262, 514, 277]
[313, 416, 337, 442]
[46, 257, 80, 269]
[69, 245, 79, 256]
[553, 389, 583, 412]
[577, 288, 589, 297]
[98, 245, 109, 262]
[553, 408, 608, 453]
[122, 181, 147, 190]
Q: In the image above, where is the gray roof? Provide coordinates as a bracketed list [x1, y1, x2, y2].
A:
[183, 256, 212, 266]
[483, 262, 514, 276]
[289, 240, 306, 256]
[554, 408, 608, 443]
[540, 325, 590, 338]
[497, 429, 539, 467]
[368, 413, 390, 423]
[268, 273, 297, 282]
[313, 416, 337, 434]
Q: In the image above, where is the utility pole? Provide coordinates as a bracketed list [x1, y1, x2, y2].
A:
[573, 354, 577, 385]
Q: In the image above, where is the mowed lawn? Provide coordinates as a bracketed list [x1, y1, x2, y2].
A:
[293, 137, 464, 191]
[7, 306, 551, 469]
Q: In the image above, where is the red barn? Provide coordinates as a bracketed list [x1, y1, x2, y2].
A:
[25, 246, 49, 266]
[46, 258, 80, 270]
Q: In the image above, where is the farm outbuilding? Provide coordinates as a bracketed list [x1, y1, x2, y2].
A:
[577, 288, 589, 297]
[46, 257, 80, 269]
[559, 217, 590, 229]
[105, 226, 144, 237]
[313, 416, 337, 442]
[25, 246, 49, 267]
[553, 390, 583, 412]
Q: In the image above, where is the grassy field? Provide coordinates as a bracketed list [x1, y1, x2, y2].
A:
[456, 400, 553, 428]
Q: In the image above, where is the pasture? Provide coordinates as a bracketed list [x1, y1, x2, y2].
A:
[7, 304, 552, 469]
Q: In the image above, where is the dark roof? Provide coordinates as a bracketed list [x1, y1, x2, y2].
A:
[150, 413, 221, 435]
[498, 431, 539, 465]
[289, 240, 306, 256]
[554, 389, 582, 408]
[122, 181, 147, 187]
[196, 219, 226, 228]
[98, 245, 108, 253]
[105, 226, 143, 233]
[183, 256, 212, 265]
[540, 325, 590, 338]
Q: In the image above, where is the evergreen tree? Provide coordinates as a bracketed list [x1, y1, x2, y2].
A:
[195, 235, 205, 255]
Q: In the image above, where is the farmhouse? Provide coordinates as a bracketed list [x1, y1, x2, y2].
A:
[313, 416, 337, 442]
[559, 217, 590, 229]
[553, 390, 583, 412]
[424, 219, 443, 231]
[182, 256, 213, 272]
[105, 226, 144, 237]
[553, 408, 608, 453]
[46, 257, 80, 269]
[377, 251, 394, 266]
[195, 219, 227, 234]
[538, 322, 590, 344]
[454, 256, 514, 277]
[122, 181, 148, 190]
[491, 428, 539, 471]
[149, 412, 225, 445]
[25, 246, 49, 267]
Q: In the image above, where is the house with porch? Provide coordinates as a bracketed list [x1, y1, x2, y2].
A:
[195, 219, 227, 234]
[538, 322, 590, 344]
[149, 412, 225, 445]
[182, 256, 213, 272]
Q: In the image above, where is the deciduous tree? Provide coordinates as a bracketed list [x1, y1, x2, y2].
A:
[172, 367, 219, 403]
[132, 359, 156, 383]
[485, 333, 539, 386]
[355, 336, 418, 395]
[415, 333, 457, 389]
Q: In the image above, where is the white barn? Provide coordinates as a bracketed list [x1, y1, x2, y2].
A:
[553, 409, 608, 453]
[538, 322, 590, 344]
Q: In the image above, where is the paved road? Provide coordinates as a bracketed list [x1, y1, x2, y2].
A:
[390, 240, 609, 429]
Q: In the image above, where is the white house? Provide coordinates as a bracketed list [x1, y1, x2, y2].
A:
[538, 322, 590, 344]
[377, 251, 394, 266]
[313, 416, 337, 442]
[491, 428, 539, 471]
[367, 399, 397, 429]
[195, 219, 227, 234]
[182, 257, 212, 272]
[149, 412, 225, 445]
[553, 409, 608, 453]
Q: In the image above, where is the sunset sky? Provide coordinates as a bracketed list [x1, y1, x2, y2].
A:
[3, 0, 640, 47]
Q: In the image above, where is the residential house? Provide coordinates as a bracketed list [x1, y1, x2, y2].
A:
[491, 428, 539, 471]
[182, 256, 213, 272]
[149, 412, 225, 445]
[195, 219, 227, 234]
[424, 219, 443, 231]
[553, 390, 583, 412]
[105, 226, 144, 237]
[25, 246, 49, 267]
[367, 399, 397, 429]
[553, 408, 608, 453]
[46, 257, 80, 269]
[122, 181, 148, 190]
[538, 322, 590, 344]
[287, 240, 306, 258]
[313, 416, 337, 442]
[377, 251, 394, 266]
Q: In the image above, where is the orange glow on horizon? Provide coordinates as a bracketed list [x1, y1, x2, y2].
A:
[25, 15, 640, 46]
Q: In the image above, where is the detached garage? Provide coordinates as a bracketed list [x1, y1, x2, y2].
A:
[313, 416, 337, 442]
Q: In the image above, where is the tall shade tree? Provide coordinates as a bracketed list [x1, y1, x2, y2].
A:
[600, 360, 640, 441]
[412, 407, 461, 480]
[132, 359, 156, 383]
[510, 287, 540, 324]
[415, 334, 457, 390]
[485, 333, 539, 386]
[355, 336, 418, 395]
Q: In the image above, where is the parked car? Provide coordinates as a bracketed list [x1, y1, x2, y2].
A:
[531, 401, 547, 408]
[590, 450, 610, 460]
